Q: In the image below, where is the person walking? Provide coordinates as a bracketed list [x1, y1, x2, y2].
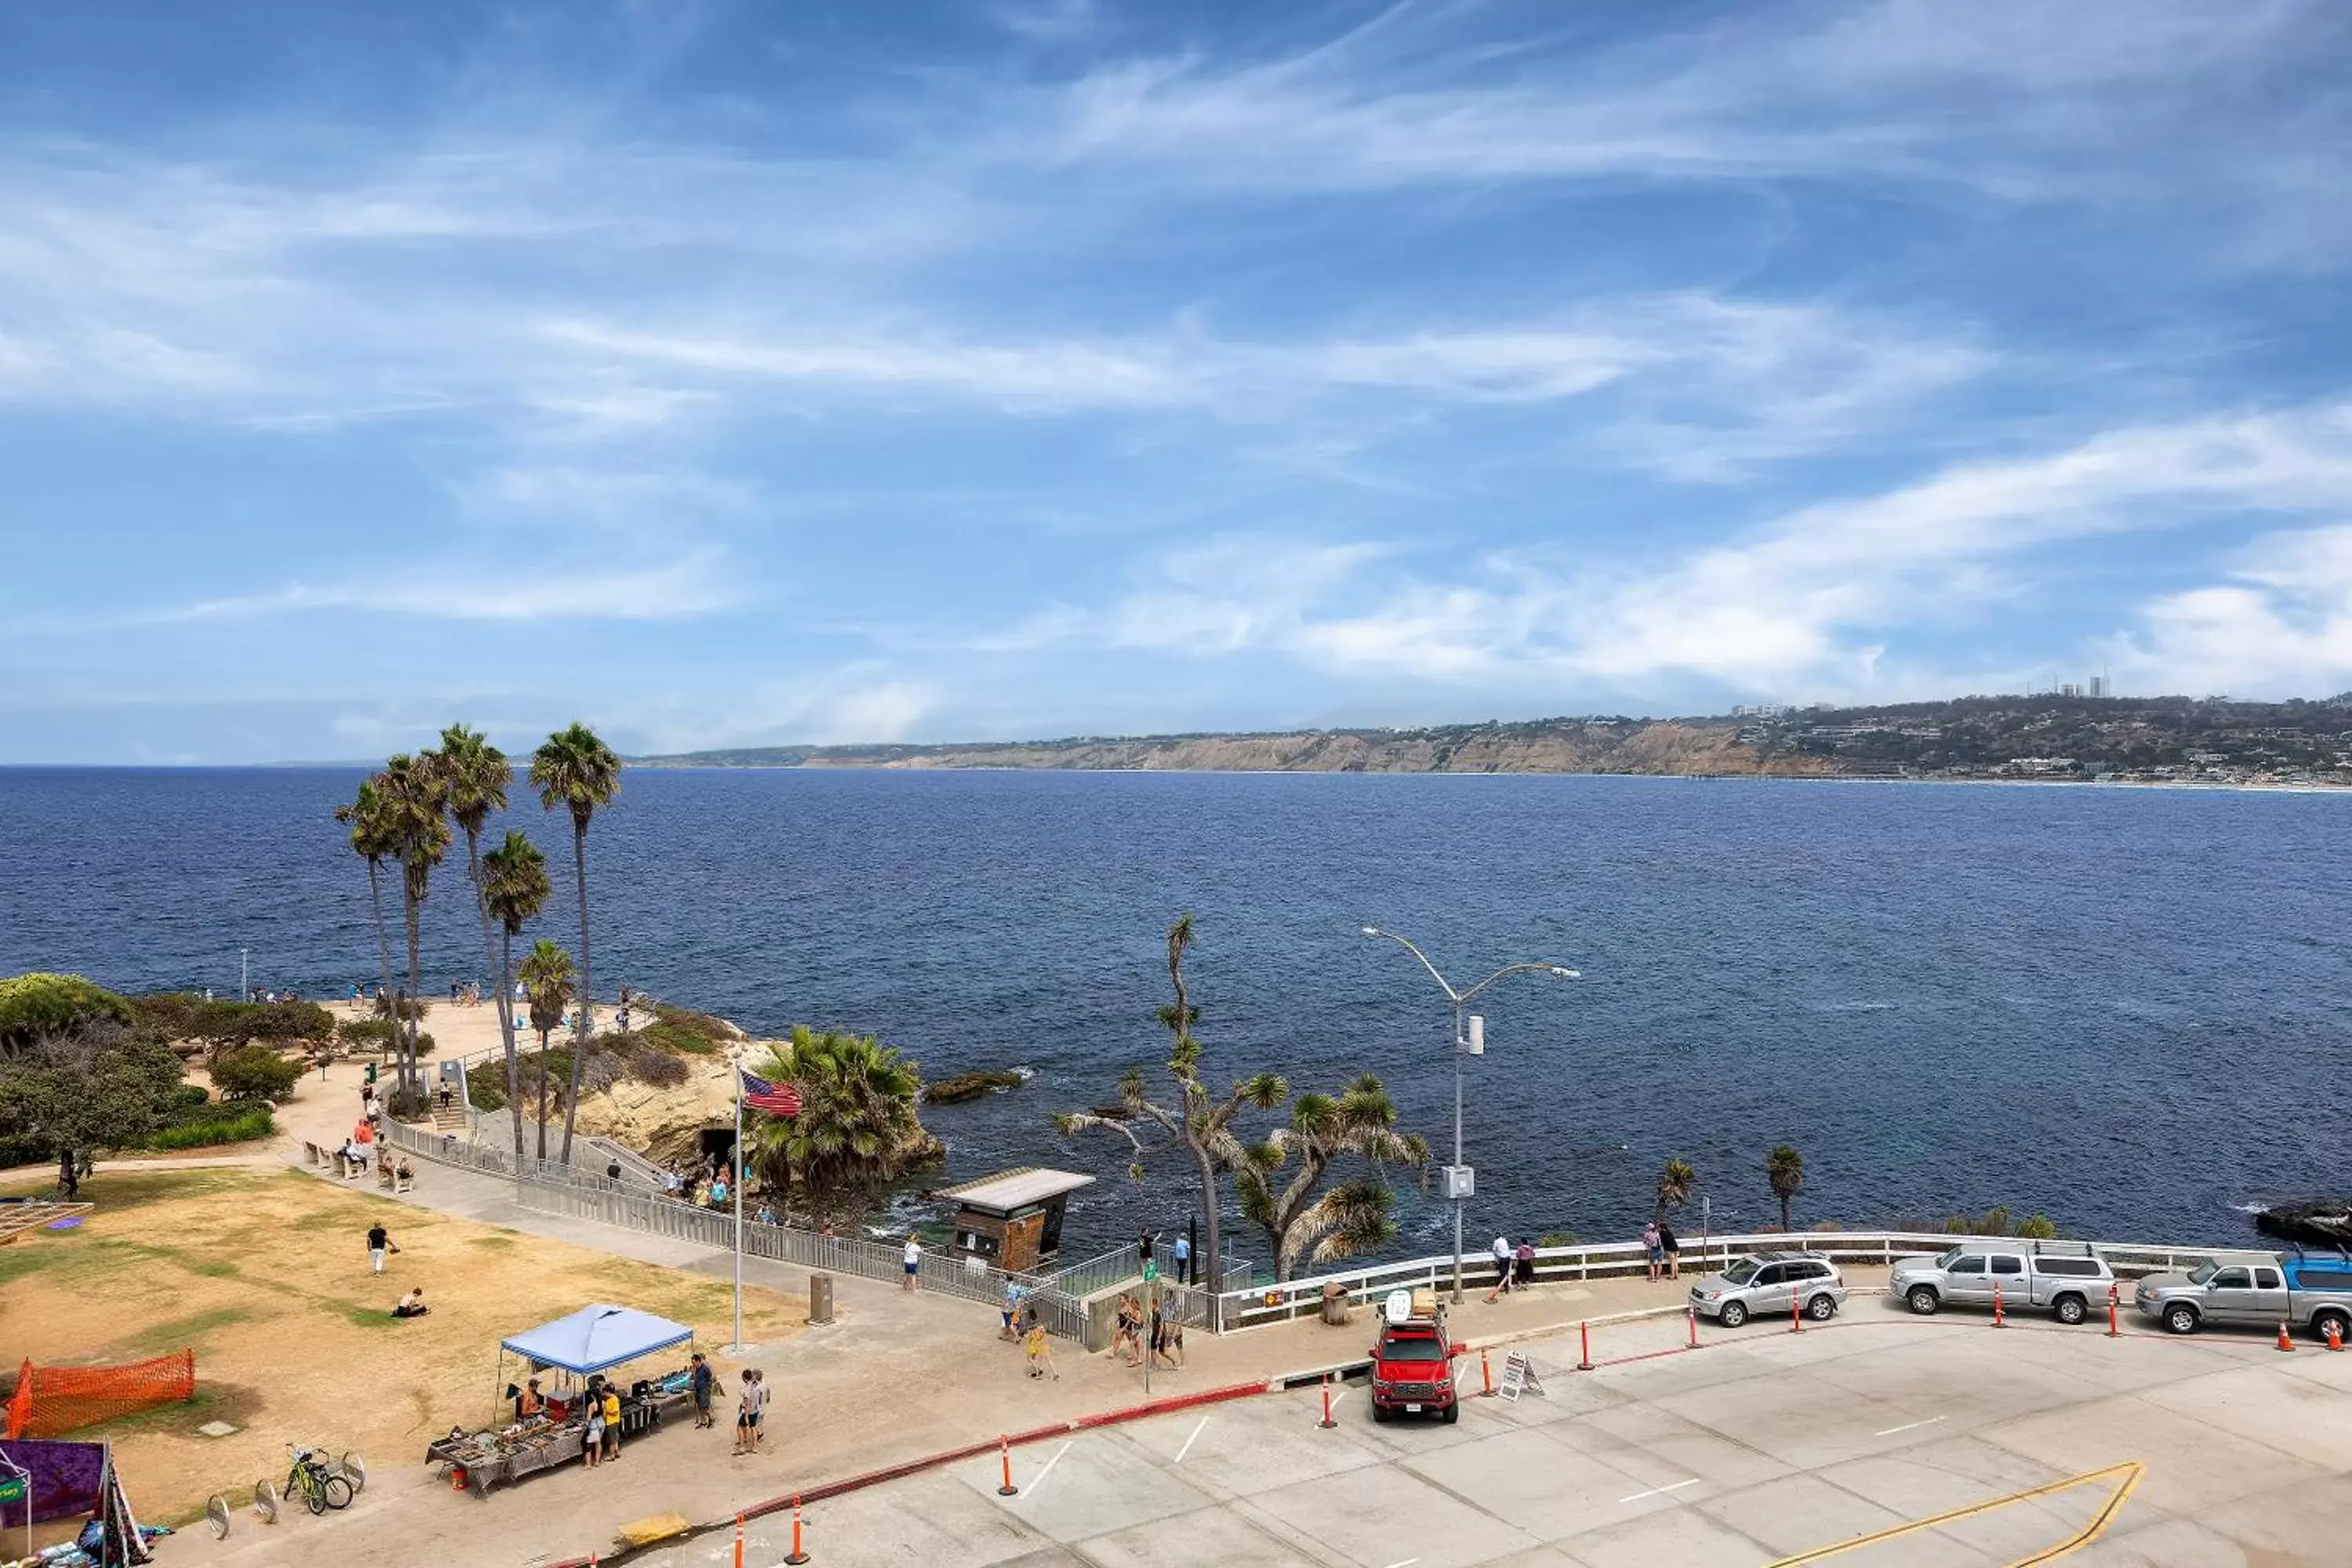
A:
[1138, 1225, 1155, 1272]
[583, 1392, 605, 1468]
[1642, 1220, 1664, 1283]
[1025, 1322, 1059, 1381]
[1172, 1231, 1192, 1286]
[1483, 1234, 1513, 1303]
[601, 1383, 623, 1461]
[689, 1353, 722, 1428]
[733, 1370, 765, 1455]
[902, 1234, 922, 1292]
[1000, 1278, 1025, 1342]
[366, 1222, 399, 1275]
[1657, 1218, 1682, 1280]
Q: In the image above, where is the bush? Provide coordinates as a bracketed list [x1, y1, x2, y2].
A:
[212, 1045, 305, 1103]
[467, 1073, 506, 1112]
[0, 973, 132, 1045]
[336, 1018, 394, 1048]
[2016, 1213, 2058, 1240]
[141, 1105, 274, 1149]
[648, 1005, 731, 1052]
[632, 1051, 689, 1088]
[383, 1085, 428, 1120]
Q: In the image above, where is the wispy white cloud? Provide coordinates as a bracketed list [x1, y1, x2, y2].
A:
[1022, 403, 2352, 699]
[2111, 524, 2352, 697]
[143, 548, 743, 624]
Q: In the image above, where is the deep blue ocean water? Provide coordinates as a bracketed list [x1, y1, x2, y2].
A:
[2, 765, 2345, 1260]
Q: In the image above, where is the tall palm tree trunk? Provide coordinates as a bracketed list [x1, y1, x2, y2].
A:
[535, 1028, 551, 1163]
[365, 859, 394, 1014]
[559, 826, 593, 1163]
[499, 927, 524, 1165]
[401, 889, 423, 1101]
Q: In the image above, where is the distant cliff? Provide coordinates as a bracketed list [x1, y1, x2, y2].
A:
[631, 717, 1839, 776]
[628, 693, 2352, 784]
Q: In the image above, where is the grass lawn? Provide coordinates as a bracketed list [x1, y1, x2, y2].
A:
[0, 1167, 802, 1524]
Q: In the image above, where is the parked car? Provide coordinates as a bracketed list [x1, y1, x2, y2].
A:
[1368, 1297, 1459, 1423]
[1688, 1250, 1846, 1328]
[1887, 1242, 2112, 1325]
[2134, 1249, 2352, 1341]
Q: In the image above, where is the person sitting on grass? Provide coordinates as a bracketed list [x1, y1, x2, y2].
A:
[391, 1287, 430, 1319]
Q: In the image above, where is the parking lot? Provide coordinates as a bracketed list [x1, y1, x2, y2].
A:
[639, 1301, 2352, 1567]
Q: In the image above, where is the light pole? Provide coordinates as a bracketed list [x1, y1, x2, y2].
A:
[1360, 927, 1577, 1304]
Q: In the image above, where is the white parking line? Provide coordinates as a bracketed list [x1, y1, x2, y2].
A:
[1022, 1440, 1073, 1500]
[1380, 1559, 1420, 1568]
[1875, 1416, 1947, 1437]
[1322, 1389, 1350, 1418]
[1617, 1478, 1700, 1504]
[1173, 1416, 1209, 1465]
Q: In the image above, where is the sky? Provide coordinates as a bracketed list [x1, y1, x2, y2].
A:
[3, 1, 2352, 763]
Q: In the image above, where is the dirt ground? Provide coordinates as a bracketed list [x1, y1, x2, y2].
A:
[0, 1166, 802, 1526]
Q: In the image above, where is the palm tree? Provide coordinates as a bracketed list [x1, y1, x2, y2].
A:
[746, 1026, 924, 1223]
[1058, 916, 1287, 1312]
[481, 832, 550, 1165]
[431, 723, 511, 1008]
[1238, 1073, 1430, 1280]
[377, 753, 450, 1102]
[1656, 1156, 1697, 1218]
[334, 779, 398, 1020]
[517, 940, 574, 1163]
[530, 722, 620, 1163]
[1766, 1144, 1804, 1233]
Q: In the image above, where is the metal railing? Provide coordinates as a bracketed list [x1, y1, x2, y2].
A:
[509, 1177, 1091, 1335]
[1208, 1229, 2263, 1332]
[376, 1118, 632, 1196]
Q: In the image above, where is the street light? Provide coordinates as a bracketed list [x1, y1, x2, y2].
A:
[1360, 926, 1578, 1303]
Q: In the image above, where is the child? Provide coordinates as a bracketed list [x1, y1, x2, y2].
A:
[1024, 1323, 1058, 1381]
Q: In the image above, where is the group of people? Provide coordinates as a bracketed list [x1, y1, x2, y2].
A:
[1482, 1220, 1688, 1301]
[364, 1222, 429, 1316]
[1110, 1290, 1185, 1370]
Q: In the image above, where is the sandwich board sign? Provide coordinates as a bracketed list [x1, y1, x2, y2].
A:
[1497, 1350, 1545, 1401]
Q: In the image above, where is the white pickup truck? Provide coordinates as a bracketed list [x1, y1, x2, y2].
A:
[1887, 1242, 2114, 1325]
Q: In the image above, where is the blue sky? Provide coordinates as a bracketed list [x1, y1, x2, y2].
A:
[4, 1, 2351, 763]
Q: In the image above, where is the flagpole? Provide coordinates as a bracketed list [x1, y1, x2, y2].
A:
[731, 1052, 745, 1352]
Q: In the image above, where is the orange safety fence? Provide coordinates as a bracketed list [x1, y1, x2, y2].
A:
[4, 1351, 194, 1439]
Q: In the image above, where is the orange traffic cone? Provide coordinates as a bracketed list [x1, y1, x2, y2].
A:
[2277, 1321, 2295, 1352]
[2328, 1319, 2345, 1353]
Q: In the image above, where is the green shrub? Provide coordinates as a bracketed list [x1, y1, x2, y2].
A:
[467, 1074, 506, 1112]
[138, 1105, 274, 1150]
[649, 1005, 731, 1050]
[643, 1019, 717, 1056]
[2016, 1213, 2058, 1240]
[337, 1018, 394, 1047]
[0, 973, 132, 1044]
[212, 1045, 305, 1103]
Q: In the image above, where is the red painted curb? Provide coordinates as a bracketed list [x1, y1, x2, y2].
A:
[543, 1378, 1279, 1565]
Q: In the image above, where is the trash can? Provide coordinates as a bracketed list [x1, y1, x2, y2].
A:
[808, 1272, 834, 1326]
[1321, 1282, 1351, 1326]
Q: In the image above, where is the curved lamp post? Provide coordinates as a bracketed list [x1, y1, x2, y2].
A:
[1361, 927, 1577, 1303]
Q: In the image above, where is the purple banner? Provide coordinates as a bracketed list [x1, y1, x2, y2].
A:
[0, 1437, 105, 1527]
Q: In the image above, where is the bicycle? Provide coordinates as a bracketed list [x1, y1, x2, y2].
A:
[282, 1444, 353, 1515]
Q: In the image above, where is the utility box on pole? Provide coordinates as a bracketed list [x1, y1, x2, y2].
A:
[1441, 1165, 1475, 1200]
[1464, 1014, 1485, 1054]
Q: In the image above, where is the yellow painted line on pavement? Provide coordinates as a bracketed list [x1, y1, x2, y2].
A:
[1761, 1460, 2144, 1566]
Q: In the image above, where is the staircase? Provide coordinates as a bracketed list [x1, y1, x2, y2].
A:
[429, 1105, 469, 1136]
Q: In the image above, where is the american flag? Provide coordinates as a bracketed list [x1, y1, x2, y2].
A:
[739, 1069, 802, 1118]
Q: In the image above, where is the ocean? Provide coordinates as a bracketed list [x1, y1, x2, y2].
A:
[2, 765, 2344, 1261]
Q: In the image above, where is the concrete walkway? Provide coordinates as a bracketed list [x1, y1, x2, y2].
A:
[162, 1071, 1711, 1566]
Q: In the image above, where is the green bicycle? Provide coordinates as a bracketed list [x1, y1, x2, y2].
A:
[282, 1445, 353, 1515]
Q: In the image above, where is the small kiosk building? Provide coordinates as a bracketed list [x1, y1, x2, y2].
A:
[940, 1167, 1094, 1273]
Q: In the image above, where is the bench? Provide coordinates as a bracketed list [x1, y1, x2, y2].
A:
[303, 1141, 326, 1167]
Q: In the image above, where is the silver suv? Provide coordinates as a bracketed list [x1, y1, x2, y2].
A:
[1888, 1242, 2113, 1325]
[1689, 1250, 1846, 1328]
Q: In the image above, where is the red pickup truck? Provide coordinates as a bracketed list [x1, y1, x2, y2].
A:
[1369, 1316, 1459, 1423]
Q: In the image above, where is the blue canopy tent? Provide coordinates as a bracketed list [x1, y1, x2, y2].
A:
[501, 1305, 692, 1375]
[491, 1305, 696, 1421]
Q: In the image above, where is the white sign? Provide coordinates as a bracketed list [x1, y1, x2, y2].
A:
[1498, 1351, 1545, 1402]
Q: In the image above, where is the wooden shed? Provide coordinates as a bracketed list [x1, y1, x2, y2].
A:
[939, 1167, 1094, 1274]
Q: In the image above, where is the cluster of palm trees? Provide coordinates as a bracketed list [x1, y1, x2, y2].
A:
[336, 721, 619, 1165]
[1653, 1145, 1807, 1233]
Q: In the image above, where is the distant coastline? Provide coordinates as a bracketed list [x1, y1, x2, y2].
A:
[626, 691, 2352, 789]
